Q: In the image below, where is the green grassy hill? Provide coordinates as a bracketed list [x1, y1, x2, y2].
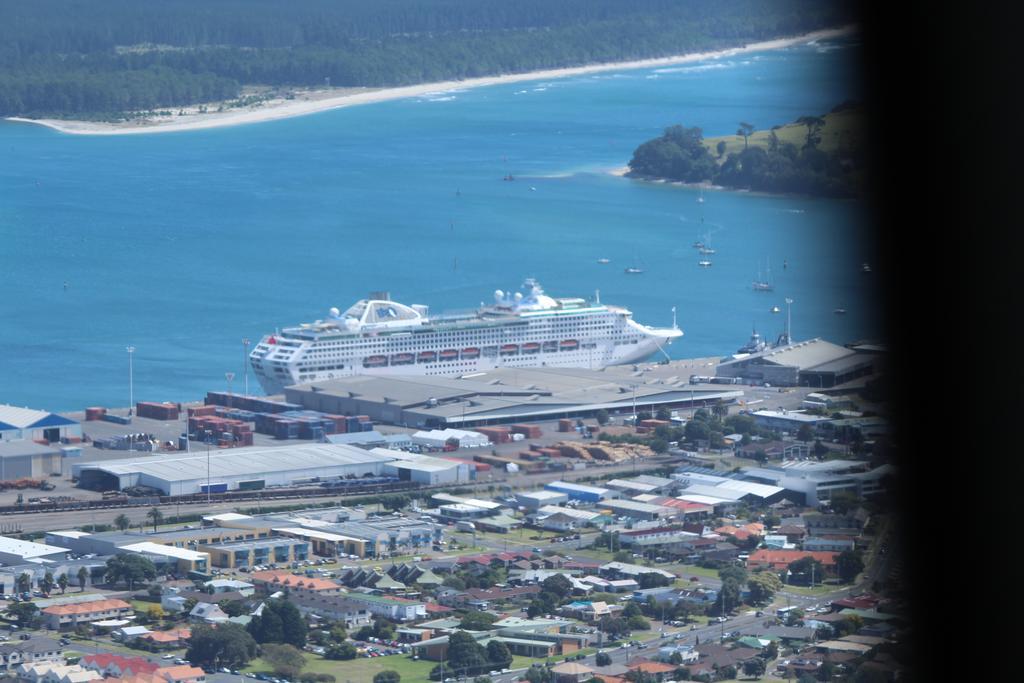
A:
[705, 106, 864, 160]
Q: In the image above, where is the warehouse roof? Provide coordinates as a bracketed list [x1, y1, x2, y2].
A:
[0, 404, 78, 430]
[325, 431, 387, 446]
[517, 490, 568, 500]
[677, 493, 736, 506]
[273, 527, 365, 544]
[73, 443, 395, 482]
[605, 479, 659, 493]
[432, 493, 503, 510]
[546, 481, 609, 496]
[713, 479, 785, 499]
[677, 484, 748, 501]
[388, 458, 461, 473]
[536, 505, 599, 520]
[286, 365, 743, 425]
[0, 536, 69, 559]
[0, 441, 62, 458]
[719, 339, 857, 370]
[601, 499, 677, 515]
[119, 542, 208, 561]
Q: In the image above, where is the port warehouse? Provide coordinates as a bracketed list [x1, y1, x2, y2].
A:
[715, 338, 878, 388]
[0, 404, 81, 443]
[0, 441, 64, 478]
[70, 443, 402, 496]
[283, 364, 742, 429]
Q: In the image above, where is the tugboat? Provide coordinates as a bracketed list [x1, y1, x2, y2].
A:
[737, 326, 770, 355]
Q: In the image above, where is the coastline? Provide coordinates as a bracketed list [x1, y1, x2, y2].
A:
[5, 25, 856, 137]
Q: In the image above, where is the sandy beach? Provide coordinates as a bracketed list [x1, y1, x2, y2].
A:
[6, 26, 855, 136]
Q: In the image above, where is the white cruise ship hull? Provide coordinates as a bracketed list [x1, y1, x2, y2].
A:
[250, 281, 682, 395]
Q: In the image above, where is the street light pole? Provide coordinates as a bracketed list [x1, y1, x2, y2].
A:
[126, 346, 135, 415]
[225, 372, 234, 410]
[242, 339, 251, 396]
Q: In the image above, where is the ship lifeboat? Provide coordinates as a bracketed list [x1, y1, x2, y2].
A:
[542, 340, 559, 353]
[391, 353, 415, 365]
[417, 351, 437, 363]
[461, 347, 481, 360]
[559, 339, 579, 350]
[499, 344, 519, 356]
[521, 342, 541, 354]
[439, 349, 459, 361]
[363, 355, 388, 368]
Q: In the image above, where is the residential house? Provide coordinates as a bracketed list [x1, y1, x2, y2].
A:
[0, 638, 63, 672]
[288, 593, 373, 628]
[745, 550, 838, 574]
[189, 602, 228, 624]
[142, 628, 192, 649]
[550, 661, 594, 683]
[626, 660, 677, 681]
[80, 654, 160, 678]
[15, 662, 102, 683]
[250, 570, 343, 597]
[41, 599, 133, 630]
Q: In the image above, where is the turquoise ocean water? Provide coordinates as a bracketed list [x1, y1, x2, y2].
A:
[0, 36, 877, 411]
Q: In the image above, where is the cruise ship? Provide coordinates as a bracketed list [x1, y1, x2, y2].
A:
[250, 279, 682, 394]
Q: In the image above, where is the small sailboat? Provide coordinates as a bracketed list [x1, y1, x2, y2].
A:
[625, 252, 644, 274]
[698, 258, 712, 267]
[834, 307, 847, 315]
[597, 258, 611, 264]
[770, 305, 781, 313]
[752, 258, 774, 291]
[697, 187, 705, 204]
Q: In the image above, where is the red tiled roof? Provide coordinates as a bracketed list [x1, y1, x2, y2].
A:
[747, 549, 838, 568]
[424, 603, 455, 613]
[627, 660, 676, 674]
[250, 570, 340, 591]
[82, 653, 160, 675]
[43, 598, 132, 616]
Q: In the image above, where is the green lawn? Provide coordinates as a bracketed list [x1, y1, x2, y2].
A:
[244, 653, 436, 682]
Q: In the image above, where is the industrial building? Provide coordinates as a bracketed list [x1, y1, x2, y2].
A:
[600, 499, 680, 521]
[200, 538, 310, 569]
[516, 490, 569, 510]
[71, 443, 397, 495]
[283, 364, 743, 428]
[742, 460, 893, 506]
[381, 455, 470, 485]
[0, 441, 63, 479]
[0, 536, 69, 566]
[544, 481, 618, 503]
[0, 405, 81, 444]
[412, 428, 490, 449]
[714, 338, 876, 388]
[751, 409, 833, 434]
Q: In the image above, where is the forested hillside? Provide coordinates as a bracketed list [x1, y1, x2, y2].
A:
[0, 0, 854, 119]
[627, 102, 866, 197]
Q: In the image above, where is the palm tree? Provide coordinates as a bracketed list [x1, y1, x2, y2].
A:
[15, 573, 32, 594]
[147, 507, 164, 532]
[57, 573, 69, 595]
[736, 121, 755, 150]
[77, 566, 89, 592]
[40, 572, 55, 596]
[114, 514, 131, 532]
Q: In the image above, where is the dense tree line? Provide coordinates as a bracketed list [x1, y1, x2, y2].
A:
[627, 105, 865, 198]
[0, 0, 854, 118]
